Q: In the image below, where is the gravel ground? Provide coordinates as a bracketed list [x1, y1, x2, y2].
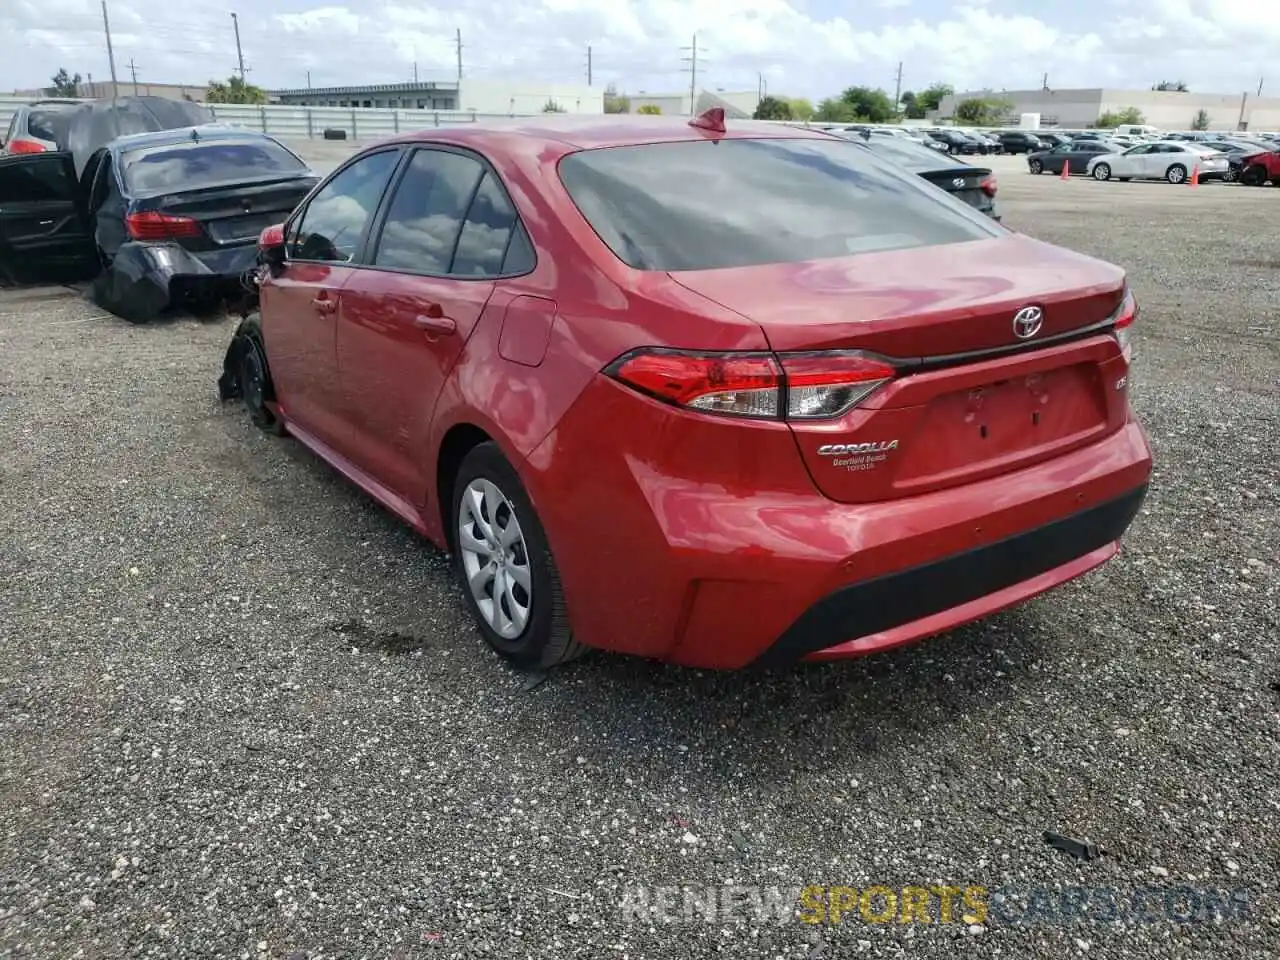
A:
[0, 145, 1276, 960]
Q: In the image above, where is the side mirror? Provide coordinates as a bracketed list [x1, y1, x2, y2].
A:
[258, 222, 286, 274]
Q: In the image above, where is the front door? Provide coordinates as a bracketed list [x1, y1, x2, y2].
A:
[0, 152, 95, 283]
[336, 146, 534, 503]
[260, 147, 402, 456]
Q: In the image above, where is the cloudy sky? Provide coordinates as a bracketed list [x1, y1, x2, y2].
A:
[1, 0, 1271, 101]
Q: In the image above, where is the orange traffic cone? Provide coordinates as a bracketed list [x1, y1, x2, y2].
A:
[1189, 165, 1199, 186]
[1061, 160, 1070, 180]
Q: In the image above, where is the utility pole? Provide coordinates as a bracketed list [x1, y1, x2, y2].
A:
[680, 34, 701, 117]
[101, 1, 119, 99]
[587, 46, 593, 86]
[1042, 71, 1049, 91]
[127, 58, 139, 95]
[1238, 91, 1249, 131]
[455, 29, 463, 83]
[231, 13, 246, 81]
[1258, 76, 1265, 97]
[893, 61, 903, 109]
[413, 61, 418, 83]
[306, 70, 312, 89]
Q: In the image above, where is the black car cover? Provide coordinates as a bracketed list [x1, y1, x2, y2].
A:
[57, 96, 213, 179]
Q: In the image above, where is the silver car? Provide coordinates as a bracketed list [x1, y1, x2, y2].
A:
[0, 99, 80, 155]
[1085, 140, 1230, 184]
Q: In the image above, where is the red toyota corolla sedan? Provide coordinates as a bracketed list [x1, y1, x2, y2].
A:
[220, 110, 1152, 671]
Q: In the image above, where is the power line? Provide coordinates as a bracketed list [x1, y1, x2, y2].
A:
[127, 57, 139, 95]
[679, 33, 704, 117]
[231, 12, 247, 81]
[100, 0, 119, 98]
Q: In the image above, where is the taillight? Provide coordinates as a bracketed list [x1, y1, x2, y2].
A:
[125, 211, 203, 241]
[980, 174, 998, 197]
[606, 348, 896, 421]
[778, 352, 896, 419]
[7, 139, 46, 154]
[1111, 287, 1138, 360]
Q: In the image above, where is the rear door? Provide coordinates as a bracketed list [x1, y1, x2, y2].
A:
[260, 147, 402, 454]
[0, 152, 96, 283]
[336, 146, 534, 501]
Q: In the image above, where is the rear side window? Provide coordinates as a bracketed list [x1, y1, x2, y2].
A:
[0, 155, 73, 202]
[289, 149, 399, 263]
[27, 108, 73, 142]
[558, 138, 1001, 271]
[120, 139, 307, 197]
[373, 149, 484, 273]
[452, 173, 526, 276]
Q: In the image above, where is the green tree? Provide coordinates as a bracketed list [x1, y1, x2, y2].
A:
[205, 75, 267, 105]
[839, 85, 896, 123]
[542, 99, 566, 113]
[814, 97, 859, 123]
[49, 67, 82, 97]
[1153, 80, 1189, 92]
[916, 82, 954, 114]
[1190, 108, 1210, 131]
[636, 104, 661, 115]
[787, 97, 815, 121]
[752, 95, 793, 120]
[1096, 106, 1145, 128]
[603, 83, 630, 114]
[900, 91, 920, 118]
[954, 96, 1013, 125]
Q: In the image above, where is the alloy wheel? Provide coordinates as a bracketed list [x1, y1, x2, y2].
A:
[458, 478, 532, 639]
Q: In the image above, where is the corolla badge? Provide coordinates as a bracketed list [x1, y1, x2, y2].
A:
[1012, 305, 1044, 339]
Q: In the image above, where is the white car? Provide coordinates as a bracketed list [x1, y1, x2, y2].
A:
[1085, 140, 1229, 184]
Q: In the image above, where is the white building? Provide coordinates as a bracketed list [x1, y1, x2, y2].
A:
[627, 89, 762, 118]
[934, 87, 1280, 132]
[271, 79, 603, 115]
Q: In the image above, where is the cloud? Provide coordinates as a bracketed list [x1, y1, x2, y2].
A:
[0, 0, 1271, 101]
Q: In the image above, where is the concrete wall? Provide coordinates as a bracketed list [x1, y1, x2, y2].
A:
[628, 94, 689, 116]
[935, 87, 1280, 132]
[935, 89, 1104, 127]
[458, 80, 602, 115]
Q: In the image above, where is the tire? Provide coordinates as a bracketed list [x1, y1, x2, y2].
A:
[1166, 164, 1187, 184]
[1092, 163, 1111, 181]
[221, 316, 285, 434]
[1029, 159, 1043, 174]
[451, 442, 585, 670]
[1241, 164, 1267, 186]
[1222, 167, 1237, 183]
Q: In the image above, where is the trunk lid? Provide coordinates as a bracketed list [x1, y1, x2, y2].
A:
[916, 165, 993, 215]
[669, 234, 1131, 503]
[151, 176, 317, 249]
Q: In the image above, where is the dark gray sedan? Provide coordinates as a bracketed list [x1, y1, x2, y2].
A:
[1026, 139, 1121, 176]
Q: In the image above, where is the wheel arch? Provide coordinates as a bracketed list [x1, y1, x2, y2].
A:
[435, 422, 495, 551]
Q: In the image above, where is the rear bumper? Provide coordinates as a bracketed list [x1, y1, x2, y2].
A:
[758, 483, 1146, 665]
[531, 376, 1154, 670]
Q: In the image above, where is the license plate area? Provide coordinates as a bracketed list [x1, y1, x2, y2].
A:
[208, 212, 278, 244]
[894, 364, 1107, 483]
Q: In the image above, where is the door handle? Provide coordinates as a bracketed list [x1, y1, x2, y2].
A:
[311, 295, 337, 314]
[413, 313, 456, 335]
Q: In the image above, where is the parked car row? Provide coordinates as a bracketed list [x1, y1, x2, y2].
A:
[1024, 134, 1280, 185]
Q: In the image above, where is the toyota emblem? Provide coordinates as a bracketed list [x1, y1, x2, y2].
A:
[1012, 306, 1044, 339]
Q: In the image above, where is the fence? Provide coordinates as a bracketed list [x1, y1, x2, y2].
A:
[0, 97, 540, 144]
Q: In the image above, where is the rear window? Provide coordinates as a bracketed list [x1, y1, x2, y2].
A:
[26, 106, 76, 142]
[120, 139, 306, 196]
[558, 138, 1000, 271]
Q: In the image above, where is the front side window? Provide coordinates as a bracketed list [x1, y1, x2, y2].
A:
[0, 155, 74, 203]
[289, 149, 400, 263]
[558, 137, 1002, 272]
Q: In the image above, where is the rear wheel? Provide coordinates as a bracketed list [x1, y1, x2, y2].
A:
[1092, 163, 1111, 181]
[1166, 164, 1187, 184]
[452, 443, 585, 670]
[1029, 159, 1043, 174]
[1241, 164, 1268, 186]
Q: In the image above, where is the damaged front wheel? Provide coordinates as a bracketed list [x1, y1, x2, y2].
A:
[218, 315, 285, 435]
